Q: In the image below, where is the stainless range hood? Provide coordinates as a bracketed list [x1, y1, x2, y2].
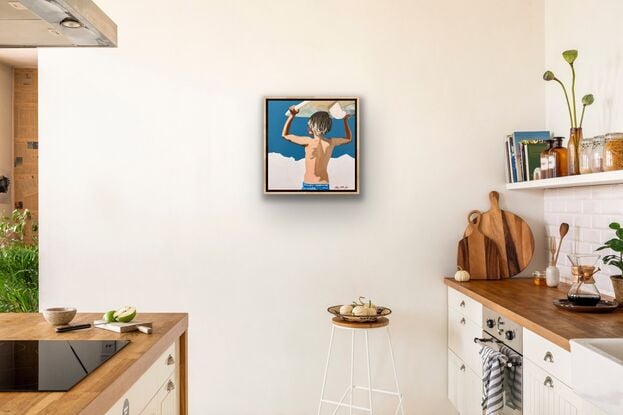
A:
[0, 0, 117, 47]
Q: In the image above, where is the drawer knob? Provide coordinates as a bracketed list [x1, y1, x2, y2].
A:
[460, 317, 466, 325]
[543, 351, 554, 363]
[459, 300, 466, 308]
[167, 380, 176, 392]
[166, 354, 175, 365]
[459, 364, 466, 372]
[544, 376, 554, 388]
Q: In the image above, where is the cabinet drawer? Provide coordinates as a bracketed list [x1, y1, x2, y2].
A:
[448, 308, 482, 376]
[524, 329, 571, 386]
[523, 358, 580, 415]
[105, 341, 178, 415]
[448, 287, 482, 324]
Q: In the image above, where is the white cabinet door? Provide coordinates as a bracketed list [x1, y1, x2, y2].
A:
[449, 348, 483, 415]
[448, 349, 462, 411]
[460, 365, 483, 415]
[140, 377, 178, 415]
[448, 308, 483, 376]
[523, 359, 580, 415]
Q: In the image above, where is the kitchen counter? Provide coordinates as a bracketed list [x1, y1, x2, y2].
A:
[0, 312, 188, 415]
[445, 278, 623, 351]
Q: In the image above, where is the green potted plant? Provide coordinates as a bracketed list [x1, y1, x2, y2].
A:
[543, 50, 594, 175]
[596, 222, 623, 304]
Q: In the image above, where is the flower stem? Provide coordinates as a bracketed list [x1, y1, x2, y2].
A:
[579, 104, 586, 128]
[555, 78, 574, 128]
[571, 64, 577, 128]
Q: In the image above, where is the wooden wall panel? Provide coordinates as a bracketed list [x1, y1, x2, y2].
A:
[13, 68, 38, 223]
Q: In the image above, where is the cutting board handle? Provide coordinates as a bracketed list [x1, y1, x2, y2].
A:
[489, 191, 500, 210]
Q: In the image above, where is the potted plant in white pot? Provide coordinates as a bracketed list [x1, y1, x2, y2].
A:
[596, 222, 623, 304]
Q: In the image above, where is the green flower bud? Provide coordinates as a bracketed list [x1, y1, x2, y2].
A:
[563, 50, 578, 64]
[543, 71, 556, 81]
[582, 94, 594, 106]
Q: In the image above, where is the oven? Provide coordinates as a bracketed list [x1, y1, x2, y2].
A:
[474, 307, 523, 415]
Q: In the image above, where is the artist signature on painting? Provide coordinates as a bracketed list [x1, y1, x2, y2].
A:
[334, 186, 350, 189]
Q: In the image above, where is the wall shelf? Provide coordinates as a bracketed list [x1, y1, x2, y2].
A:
[506, 170, 623, 190]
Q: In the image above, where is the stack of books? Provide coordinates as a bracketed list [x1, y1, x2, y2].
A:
[505, 131, 552, 183]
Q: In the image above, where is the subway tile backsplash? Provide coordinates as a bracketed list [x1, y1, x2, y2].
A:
[543, 184, 623, 296]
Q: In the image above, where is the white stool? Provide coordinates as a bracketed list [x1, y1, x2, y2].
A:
[317, 317, 406, 414]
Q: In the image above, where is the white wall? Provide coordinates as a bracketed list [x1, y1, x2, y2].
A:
[39, 1, 546, 413]
[545, 0, 623, 137]
[542, 0, 623, 299]
[0, 63, 11, 213]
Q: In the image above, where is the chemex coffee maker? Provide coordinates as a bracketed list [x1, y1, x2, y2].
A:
[567, 254, 602, 306]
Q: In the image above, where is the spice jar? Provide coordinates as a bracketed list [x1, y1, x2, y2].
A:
[591, 135, 605, 173]
[579, 137, 593, 174]
[604, 133, 623, 171]
[540, 139, 555, 179]
[551, 137, 568, 177]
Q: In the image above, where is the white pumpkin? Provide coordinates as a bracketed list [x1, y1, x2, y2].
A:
[365, 306, 377, 316]
[352, 305, 368, 316]
[339, 304, 353, 315]
[454, 266, 470, 282]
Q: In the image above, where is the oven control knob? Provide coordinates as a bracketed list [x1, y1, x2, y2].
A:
[505, 330, 515, 341]
[486, 319, 495, 329]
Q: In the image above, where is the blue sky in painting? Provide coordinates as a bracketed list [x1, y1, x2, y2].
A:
[266, 100, 356, 161]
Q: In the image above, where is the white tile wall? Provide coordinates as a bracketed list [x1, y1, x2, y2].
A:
[543, 184, 623, 296]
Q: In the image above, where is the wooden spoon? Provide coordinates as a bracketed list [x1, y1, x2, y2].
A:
[554, 223, 570, 265]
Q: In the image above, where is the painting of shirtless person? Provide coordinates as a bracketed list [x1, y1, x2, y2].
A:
[264, 98, 359, 194]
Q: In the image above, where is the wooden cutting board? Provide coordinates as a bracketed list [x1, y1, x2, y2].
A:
[467, 191, 535, 278]
[93, 320, 153, 334]
[457, 211, 502, 279]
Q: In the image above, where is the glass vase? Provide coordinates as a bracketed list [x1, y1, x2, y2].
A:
[567, 127, 583, 175]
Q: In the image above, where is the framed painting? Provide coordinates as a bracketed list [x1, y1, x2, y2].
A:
[264, 97, 359, 194]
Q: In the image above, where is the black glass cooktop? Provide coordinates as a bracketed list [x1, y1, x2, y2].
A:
[0, 340, 129, 392]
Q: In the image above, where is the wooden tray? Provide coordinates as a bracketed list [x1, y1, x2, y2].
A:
[553, 299, 619, 313]
[327, 305, 391, 322]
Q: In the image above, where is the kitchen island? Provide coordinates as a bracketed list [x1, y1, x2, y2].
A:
[0, 312, 188, 415]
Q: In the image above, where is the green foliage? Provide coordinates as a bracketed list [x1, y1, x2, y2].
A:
[543, 49, 594, 129]
[0, 210, 38, 313]
[597, 222, 623, 276]
[0, 209, 38, 246]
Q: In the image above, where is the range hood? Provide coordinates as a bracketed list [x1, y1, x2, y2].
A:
[0, 0, 117, 47]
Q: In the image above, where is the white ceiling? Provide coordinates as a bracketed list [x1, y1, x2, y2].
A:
[0, 48, 37, 67]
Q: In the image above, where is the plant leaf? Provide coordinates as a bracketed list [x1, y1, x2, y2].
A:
[610, 222, 621, 230]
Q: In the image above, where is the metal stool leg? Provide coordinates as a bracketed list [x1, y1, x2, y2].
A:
[386, 327, 405, 415]
[364, 329, 373, 415]
[317, 325, 336, 415]
[349, 328, 355, 415]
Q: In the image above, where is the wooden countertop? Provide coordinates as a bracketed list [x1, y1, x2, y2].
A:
[445, 278, 623, 351]
[0, 312, 188, 415]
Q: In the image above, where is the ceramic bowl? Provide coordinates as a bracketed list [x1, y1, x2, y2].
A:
[43, 307, 77, 325]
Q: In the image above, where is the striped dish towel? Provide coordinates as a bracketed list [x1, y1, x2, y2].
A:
[479, 345, 509, 415]
[500, 344, 522, 411]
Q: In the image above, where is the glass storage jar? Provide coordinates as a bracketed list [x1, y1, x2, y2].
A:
[540, 139, 555, 179]
[579, 137, 593, 174]
[591, 135, 605, 173]
[551, 137, 568, 177]
[604, 133, 623, 171]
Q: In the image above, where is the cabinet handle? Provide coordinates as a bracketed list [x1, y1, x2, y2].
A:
[459, 301, 466, 308]
[543, 376, 554, 388]
[166, 354, 175, 365]
[460, 318, 466, 325]
[543, 351, 554, 363]
[167, 380, 175, 392]
[459, 364, 466, 372]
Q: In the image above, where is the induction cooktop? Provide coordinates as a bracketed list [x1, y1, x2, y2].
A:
[0, 340, 129, 392]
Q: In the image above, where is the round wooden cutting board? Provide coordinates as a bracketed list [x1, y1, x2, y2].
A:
[466, 191, 535, 278]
